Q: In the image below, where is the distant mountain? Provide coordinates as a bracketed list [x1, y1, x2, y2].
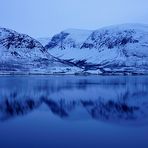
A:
[0, 28, 81, 74]
[37, 37, 51, 46]
[45, 24, 148, 74]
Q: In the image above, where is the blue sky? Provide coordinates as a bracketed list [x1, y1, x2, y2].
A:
[0, 0, 148, 37]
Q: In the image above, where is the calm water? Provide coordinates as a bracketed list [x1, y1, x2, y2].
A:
[0, 75, 148, 148]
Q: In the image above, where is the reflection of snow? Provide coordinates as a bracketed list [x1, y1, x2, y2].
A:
[0, 76, 148, 126]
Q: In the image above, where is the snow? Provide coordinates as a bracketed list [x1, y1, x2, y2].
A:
[1, 24, 148, 75]
[62, 28, 92, 44]
[45, 29, 92, 50]
[0, 27, 82, 74]
[95, 23, 148, 33]
[45, 24, 148, 74]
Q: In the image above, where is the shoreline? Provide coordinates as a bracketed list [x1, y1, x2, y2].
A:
[0, 72, 147, 76]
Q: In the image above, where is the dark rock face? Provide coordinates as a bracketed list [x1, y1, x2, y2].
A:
[0, 28, 45, 52]
[45, 32, 69, 49]
[81, 29, 139, 49]
[0, 27, 60, 73]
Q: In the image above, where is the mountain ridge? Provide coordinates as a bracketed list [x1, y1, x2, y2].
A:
[44, 23, 148, 74]
[0, 27, 81, 74]
[1, 24, 148, 75]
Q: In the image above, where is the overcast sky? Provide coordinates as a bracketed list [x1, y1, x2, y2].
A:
[0, 0, 148, 38]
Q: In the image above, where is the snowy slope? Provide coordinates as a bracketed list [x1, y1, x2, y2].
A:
[0, 28, 81, 74]
[1, 24, 148, 75]
[0, 28, 46, 60]
[45, 29, 92, 49]
[45, 24, 148, 74]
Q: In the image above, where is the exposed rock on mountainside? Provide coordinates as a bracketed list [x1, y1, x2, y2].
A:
[0, 28, 81, 74]
[45, 24, 148, 74]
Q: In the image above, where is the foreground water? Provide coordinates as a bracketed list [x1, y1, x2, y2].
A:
[0, 75, 148, 148]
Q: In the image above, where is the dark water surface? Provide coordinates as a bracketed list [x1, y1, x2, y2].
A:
[0, 75, 148, 148]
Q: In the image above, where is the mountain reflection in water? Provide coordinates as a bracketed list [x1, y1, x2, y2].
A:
[0, 75, 148, 126]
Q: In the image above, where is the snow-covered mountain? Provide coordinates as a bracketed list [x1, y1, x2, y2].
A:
[45, 24, 148, 74]
[0, 28, 46, 59]
[45, 29, 92, 49]
[1, 24, 148, 75]
[0, 28, 81, 74]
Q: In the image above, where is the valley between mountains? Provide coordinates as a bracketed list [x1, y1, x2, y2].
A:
[1, 24, 148, 75]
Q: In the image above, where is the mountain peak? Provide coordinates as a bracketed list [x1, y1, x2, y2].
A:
[44, 23, 148, 74]
[94, 23, 148, 32]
